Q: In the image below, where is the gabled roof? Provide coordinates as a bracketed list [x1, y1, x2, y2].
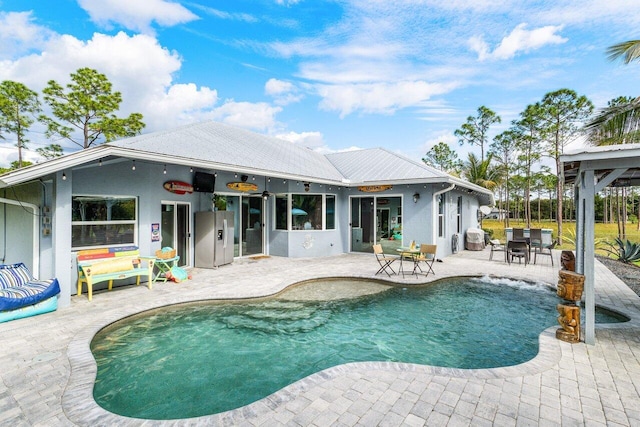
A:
[326, 147, 447, 183]
[0, 120, 493, 203]
[108, 121, 345, 182]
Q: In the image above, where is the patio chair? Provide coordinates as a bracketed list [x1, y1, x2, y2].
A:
[512, 228, 525, 240]
[488, 239, 506, 261]
[414, 244, 437, 276]
[507, 240, 529, 266]
[373, 244, 399, 277]
[529, 228, 542, 255]
[534, 240, 557, 266]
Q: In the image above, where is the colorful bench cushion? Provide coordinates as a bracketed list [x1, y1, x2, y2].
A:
[0, 263, 61, 312]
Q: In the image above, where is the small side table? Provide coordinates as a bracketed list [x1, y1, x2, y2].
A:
[153, 256, 180, 283]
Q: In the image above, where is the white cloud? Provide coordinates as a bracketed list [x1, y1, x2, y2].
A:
[317, 80, 458, 118]
[470, 23, 567, 61]
[78, 0, 198, 34]
[209, 101, 282, 131]
[264, 78, 303, 106]
[0, 28, 283, 155]
[0, 11, 54, 59]
[275, 131, 325, 149]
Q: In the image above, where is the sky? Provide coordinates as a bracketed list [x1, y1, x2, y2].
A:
[1, 0, 640, 168]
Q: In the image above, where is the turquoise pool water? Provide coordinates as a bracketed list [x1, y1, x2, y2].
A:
[91, 276, 625, 420]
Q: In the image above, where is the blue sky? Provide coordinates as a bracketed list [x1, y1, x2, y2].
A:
[1, 0, 639, 168]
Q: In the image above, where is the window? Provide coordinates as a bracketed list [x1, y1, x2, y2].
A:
[274, 194, 336, 230]
[457, 196, 462, 233]
[275, 195, 288, 230]
[292, 194, 322, 230]
[326, 195, 335, 230]
[438, 194, 444, 238]
[72, 196, 137, 249]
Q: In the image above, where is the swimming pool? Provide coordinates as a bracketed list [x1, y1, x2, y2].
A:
[91, 276, 625, 420]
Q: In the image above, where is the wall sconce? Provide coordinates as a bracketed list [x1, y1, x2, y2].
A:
[413, 192, 420, 203]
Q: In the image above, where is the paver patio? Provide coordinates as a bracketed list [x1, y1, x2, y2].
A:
[1, 248, 639, 426]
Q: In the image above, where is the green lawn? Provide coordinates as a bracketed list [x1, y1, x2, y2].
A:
[481, 219, 640, 253]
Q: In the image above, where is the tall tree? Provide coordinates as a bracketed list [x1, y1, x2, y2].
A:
[36, 143, 64, 160]
[539, 89, 594, 243]
[513, 104, 544, 228]
[422, 142, 462, 174]
[0, 81, 42, 168]
[40, 67, 145, 149]
[605, 40, 640, 231]
[489, 129, 519, 227]
[454, 106, 501, 162]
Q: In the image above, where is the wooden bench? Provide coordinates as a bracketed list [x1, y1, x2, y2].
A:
[76, 246, 154, 301]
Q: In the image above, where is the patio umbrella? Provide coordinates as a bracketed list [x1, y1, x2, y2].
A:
[291, 208, 307, 216]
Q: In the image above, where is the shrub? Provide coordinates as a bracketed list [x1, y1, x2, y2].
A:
[603, 238, 640, 264]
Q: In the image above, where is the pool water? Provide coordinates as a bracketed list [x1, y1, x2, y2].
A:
[91, 276, 624, 420]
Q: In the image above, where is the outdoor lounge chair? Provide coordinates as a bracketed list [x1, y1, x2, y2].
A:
[373, 244, 399, 276]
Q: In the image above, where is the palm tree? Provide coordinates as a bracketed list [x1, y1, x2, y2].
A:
[462, 153, 502, 191]
[607, 40, 640, 64]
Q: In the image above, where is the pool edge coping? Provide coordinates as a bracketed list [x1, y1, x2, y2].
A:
[61, 274, 638, 426]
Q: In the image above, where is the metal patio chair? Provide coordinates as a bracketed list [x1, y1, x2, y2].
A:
[507, 240, 529, 266]
[414, 244, 437, 277]
[534, 240, 557, 266]
[489, 239, 506, 262]
[373, 244, 399, 276]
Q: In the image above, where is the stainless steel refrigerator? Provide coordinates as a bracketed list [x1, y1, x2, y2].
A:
[194, 211, 234, 268]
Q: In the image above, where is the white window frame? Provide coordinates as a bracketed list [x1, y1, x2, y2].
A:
[71, 194, 138, 250]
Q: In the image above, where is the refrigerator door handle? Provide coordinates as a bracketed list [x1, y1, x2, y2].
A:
[223, 218, 228, 249]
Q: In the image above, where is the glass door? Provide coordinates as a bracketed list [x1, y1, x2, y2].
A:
[161, 202, 191, 267]
[350, 196, 374, 253]
[242, 196, 264, 256]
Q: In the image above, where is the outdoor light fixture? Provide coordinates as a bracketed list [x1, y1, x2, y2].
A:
[62, 172, 67, 181]
[132, 160, 136, 171]
[98, 159, 102, 167]
[413, 192, 420, 203]
[190, 167, 194, 173]
[163, 164, 167, 174]
[304, 182, 310, 192]
[262, 191, 269, 200]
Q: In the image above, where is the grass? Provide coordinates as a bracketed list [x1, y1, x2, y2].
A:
[481, 219, 640, 254]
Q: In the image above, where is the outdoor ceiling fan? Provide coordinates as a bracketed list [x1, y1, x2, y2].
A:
[245, 175, 271, 200]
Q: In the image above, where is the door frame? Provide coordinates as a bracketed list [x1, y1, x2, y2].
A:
[160, 200, 192, 267]
[348, 194, 402, 252]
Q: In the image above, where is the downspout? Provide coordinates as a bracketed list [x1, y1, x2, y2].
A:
[432, 183, 455, 244]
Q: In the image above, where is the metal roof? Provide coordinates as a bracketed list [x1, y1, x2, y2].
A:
[561, 143, 640, 186]
[0, 120, 494, 202]
[326, 148, 445, 183]
[109, 121, 345, 182]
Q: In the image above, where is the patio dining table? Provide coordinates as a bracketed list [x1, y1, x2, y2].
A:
[396, 247, 421, 277]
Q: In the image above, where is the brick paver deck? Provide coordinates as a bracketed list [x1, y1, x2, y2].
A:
[1, 248, 639, 426]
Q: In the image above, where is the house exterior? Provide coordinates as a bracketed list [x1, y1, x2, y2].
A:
[0, 120, 493, 308]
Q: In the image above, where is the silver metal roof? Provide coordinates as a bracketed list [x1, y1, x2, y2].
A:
[0, 120, 494, 202]
[561, 143, 640, 186]
[109, 121, 345, 182]
[326, 148, 446, 183]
